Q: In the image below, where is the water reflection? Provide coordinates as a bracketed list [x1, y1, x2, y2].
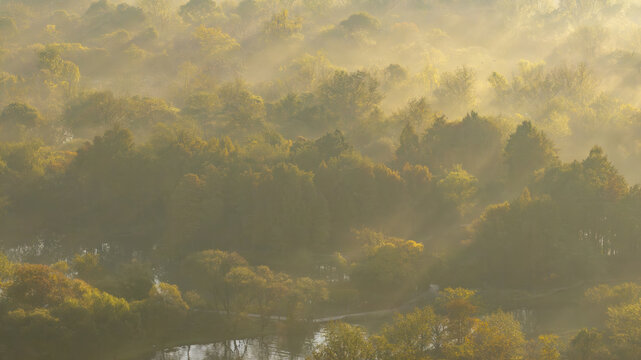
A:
[151, 328, 325, 360]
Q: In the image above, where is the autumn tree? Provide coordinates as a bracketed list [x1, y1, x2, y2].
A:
[351, 229, 424, 298]
[434, 66, 476, 116]
[437, 287, 479, 345]
[263, 10, 302, 41]
[373, 306, 446, 359]
[505, 120, 558, 186]
[309, 322, 374, 360]
[461, 311, 526, 360]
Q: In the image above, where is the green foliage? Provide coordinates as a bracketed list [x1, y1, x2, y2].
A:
[194, 25, 239, 57]
[453, 144, 635, 289]
[0, 103, 43, 128]
[318, 70, 382, 127]
[396, 122, 420, 165]
[178, 0, 220, 24]
[63, 91, 178, 137]
[6, 1, 641, 357]
[310, 322, 374, 360]
[606, 299, 641, 358]
[434, 66, 477, 115]
[179, 249, 327, 320]
[263, 10, 302, 41]
[373, 306, 445, 359]
[584, 283, 641, 317]
[309, 305, 544, 360]
[351, 229, 424, 296]
[5, 264, 79, 308]
[398, 112, 503, 183]
[72, 253, 102, 283]
[436, 287, 479, 345]
[567, 329, 611, 360]
[338, 12, 380, 34]
[392, 97, 432, 131]
[505, 120, 558, 184]
[0, 252, 13, 282]
[461, 311, 526, 360]
[437, 165, 479, 213]
[0, 103, 46, 141]
[215, 80, 266, 137]
[0, 260, 195, 359]
[528, 334, 562, 360]
[316, 153, 404, 233]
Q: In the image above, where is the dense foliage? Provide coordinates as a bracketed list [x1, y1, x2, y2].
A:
[4, 0, 641, 358]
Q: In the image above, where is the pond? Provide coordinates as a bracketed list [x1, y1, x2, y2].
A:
[149, 328, 326, 360]
[145, 305, 572, 360]
[147, 307, 396, 360]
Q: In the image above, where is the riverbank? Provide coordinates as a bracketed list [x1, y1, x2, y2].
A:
[115, 313, 269, 360]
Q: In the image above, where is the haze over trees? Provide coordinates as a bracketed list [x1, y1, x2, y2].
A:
[4, 0, 641, 359]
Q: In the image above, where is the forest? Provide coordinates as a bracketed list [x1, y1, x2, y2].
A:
[4, 0, 641, 359]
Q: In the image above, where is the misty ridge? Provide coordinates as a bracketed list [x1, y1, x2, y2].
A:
[4, 0, 641, 359]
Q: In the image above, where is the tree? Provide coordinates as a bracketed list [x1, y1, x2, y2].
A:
[163, 173, 207, 256]
[436, 287, 479, 345]
[62, 91, 124, 137]
[5, 264, 78, 308]
[437, 166, 478, 214]
[317, 70, 382, 128]
[241, 162, 330, 254]
[251, 265, 291, 325]
[223, 266, 259, 314]
[2, 308, 66, 359]
[0, 252, 13, 283]
[138, 0, 172, 30]
[291, 130, 352, 170]
[396, 122, 420, 165]
[392, 97, 432, 131]
[309, 322, 374, 360]
[607, 299, 641, 358]
[263, 10, 302, 41]
[136, 282, 188, 343]
[194, 25, 239, 57]
[179, 0, 219, 24]
[81, 288, 139, 354]
[528, 334, 562, 360]
[0, 103, 43, 128]
[434, 66, 476, 115]
[421, 112, 503, 181]
[582, 145, 628, 202]
[288, 277, 328, 321]
[181, 91, 219, 127]
[113, 260, 154, 300]
[373, 306, 446, 360]
[0, 103, 45, 141]
[38, 45, 80, 98]
[54, 126, 163, 255]
[215, 80, 266, 137]
[462, 311, 526, 360]
[505, 121, 558, 184]
[72, 253, 103, 284]
[316, 153, 404, 233]
[338, 12, 380, 34]
[351, 231, 424, 297]
[567, 329, 610, 360]
[584, 283, 641, 320]
[180, 250, 248, 312]
[281, 52, 336, 93]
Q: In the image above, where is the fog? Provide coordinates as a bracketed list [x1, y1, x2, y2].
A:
[4, 1, 641, 359]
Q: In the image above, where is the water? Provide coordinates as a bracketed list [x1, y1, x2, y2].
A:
[150, 329, 326, 360]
